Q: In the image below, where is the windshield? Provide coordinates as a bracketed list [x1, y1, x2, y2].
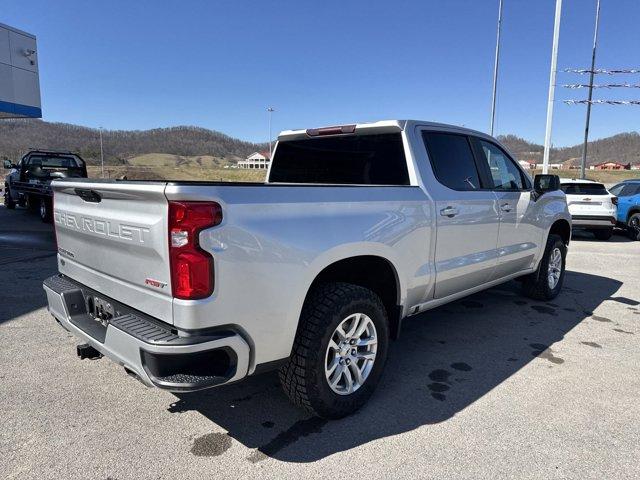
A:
[25, 154, 83, 168]
[560, 182, 608, 195]
[269, 133, 409, 185]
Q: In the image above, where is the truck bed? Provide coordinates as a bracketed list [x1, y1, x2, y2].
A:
[51, 177, 431, 369]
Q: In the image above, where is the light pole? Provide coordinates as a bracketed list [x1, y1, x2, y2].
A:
[580, 0, 601, 180]
[542, 0, 563, 174]
[490, 0, 504, 137]
[267, 107, 275, 159]
[99, 127, 105, 178]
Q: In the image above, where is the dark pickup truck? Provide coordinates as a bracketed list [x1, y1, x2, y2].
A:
[3, 150, 87, 222]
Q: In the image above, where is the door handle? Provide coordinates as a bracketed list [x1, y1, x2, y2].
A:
[500, 203, 512, 212]
[440, 206, 459, 218]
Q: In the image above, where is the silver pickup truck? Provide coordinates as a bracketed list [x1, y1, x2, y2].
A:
[43, 120, 571, 418]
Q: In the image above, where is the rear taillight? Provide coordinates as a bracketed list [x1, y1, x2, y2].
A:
[611, 196, 618, 206]
[168, 201, 222, 300]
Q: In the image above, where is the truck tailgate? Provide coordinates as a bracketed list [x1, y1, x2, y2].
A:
[52, 180, 173, 323]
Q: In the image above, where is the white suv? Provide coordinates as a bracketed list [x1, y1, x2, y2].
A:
[560, 178, 617, 240]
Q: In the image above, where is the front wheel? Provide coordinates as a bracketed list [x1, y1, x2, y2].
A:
[4, 186, 16, 209]
[279, 282, 389, 419]
[628, 213, 640, 241]
[593, 228, 613, 241]
[521, 234, 567, 300]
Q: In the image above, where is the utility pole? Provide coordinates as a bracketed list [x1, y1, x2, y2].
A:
[580, 0, 601, 180]
[99, 127, 104, 178]
[490, 0, 504, 136]
[542, 0, 563, 174]
[267, 107, 275, 159]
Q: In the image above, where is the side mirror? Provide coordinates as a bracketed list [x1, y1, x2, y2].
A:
[3, 159, 15, 170]
[534, 174, 560, 195]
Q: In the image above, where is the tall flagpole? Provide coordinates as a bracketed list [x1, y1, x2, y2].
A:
[542, 0, 563, 174]
[490, 0, 504, 136]
[267, 107, 275, 159]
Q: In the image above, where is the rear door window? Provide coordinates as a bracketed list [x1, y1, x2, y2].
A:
[422, 132, 481, 190]
[560, 183, 609, 195]
[269, 133, 409, 185]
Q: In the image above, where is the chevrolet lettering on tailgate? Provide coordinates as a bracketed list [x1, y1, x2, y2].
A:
[54, 211, 150, 243]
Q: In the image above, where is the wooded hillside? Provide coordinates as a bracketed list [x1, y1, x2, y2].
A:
[0, 119, 265, 165]
[1, 119, 637, 167]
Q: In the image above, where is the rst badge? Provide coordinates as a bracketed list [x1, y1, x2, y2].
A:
[145, 278, 167, 289]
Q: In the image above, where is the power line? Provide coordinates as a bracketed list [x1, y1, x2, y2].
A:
[578, 0, 600, 180]
[564, 99, 640, 105]
[564, 83, 640, 89]
[564, 68, 640, 75]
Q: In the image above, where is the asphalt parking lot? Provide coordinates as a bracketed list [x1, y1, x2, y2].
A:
[1, 204, 639, 480]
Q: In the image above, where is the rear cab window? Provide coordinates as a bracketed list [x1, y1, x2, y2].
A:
[560, 183, 609, 195]
[25, 154, 83, 168]
[268, 133, 410, 185]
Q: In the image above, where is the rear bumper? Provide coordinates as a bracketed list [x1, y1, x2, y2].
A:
[570, 215, 616, 229]
[43, 274, 250, 392]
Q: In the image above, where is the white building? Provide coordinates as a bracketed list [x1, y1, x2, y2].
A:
[238, 151, 271, 169]
[518, 160, 536, 170]
[0, 23, 41, 118]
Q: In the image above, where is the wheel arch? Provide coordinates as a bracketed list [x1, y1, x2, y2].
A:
[627, 207, 640, 222]
[303, 255, 403, 340]
[549, 218, 571, 245]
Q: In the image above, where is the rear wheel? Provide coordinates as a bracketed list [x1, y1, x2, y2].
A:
[628, 213, 640, 241]
[279, 282, 389, 419]
[39, 198, 52, 223]
[593, 228, 613, 241]
[4, 186, 16, 209]
[26, 195, 39, 212]
[522, 234, 566, 300]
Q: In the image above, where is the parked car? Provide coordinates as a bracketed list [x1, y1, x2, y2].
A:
[42, 120, 571, 418]
[559, 178, 617, 240]
[609, 179, 640, 240]
[3, 150, 87, 222]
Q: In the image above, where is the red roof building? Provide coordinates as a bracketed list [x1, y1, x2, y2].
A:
[590, 161, 631, 171]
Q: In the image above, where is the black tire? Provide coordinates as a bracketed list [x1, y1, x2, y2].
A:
[279, 282, 389, 419]
[39, 198, 52, 223]
[26, 195, 39, 212]
[627, 213, 640, 241]
[521, 234, 567, 300]
[4, 186, 16, 209]
[593, 228, 613, 241]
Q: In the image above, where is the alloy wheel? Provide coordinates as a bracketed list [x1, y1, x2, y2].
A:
[325, 313, 378, 395]
[547, 247, 562, 289]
